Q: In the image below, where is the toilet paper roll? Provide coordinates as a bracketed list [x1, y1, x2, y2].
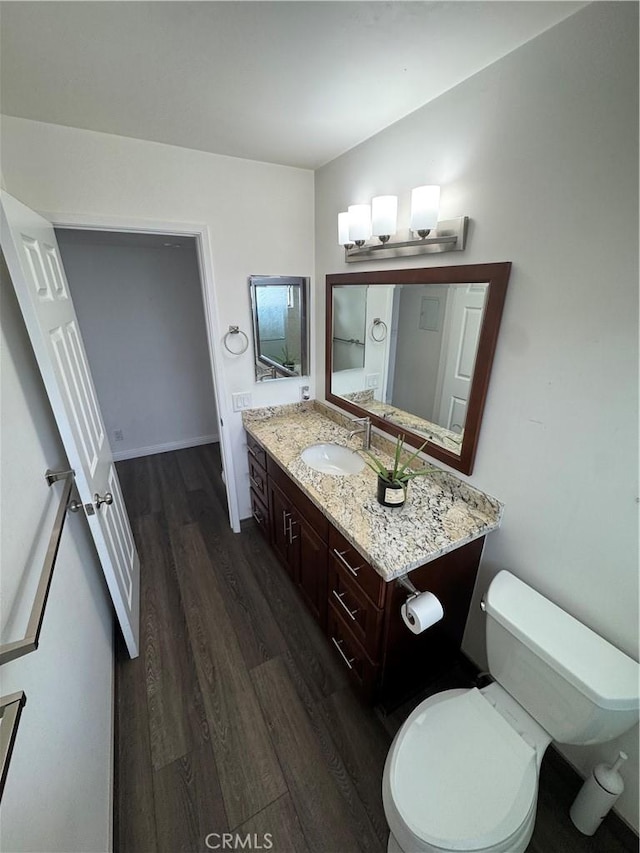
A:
[401, 592, 444, 634]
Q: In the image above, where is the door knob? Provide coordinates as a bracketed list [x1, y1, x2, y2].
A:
[95, 491, 113, 509]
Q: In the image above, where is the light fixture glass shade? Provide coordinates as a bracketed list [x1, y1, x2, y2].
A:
[348, 204, 372, 242]
[371, 196, 398, 237]
[338, 212, 350, 246]
[410, 185, 440, 232]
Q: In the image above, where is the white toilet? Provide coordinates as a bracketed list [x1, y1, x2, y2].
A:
[383, 570, 639, 853]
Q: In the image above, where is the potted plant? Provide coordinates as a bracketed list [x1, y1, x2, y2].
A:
[361, 434, 432, 508]
[280, 345, 296, 371]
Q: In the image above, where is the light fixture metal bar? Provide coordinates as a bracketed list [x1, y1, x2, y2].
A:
[345, 216, 468, 263]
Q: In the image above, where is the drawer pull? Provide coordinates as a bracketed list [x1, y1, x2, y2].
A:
[331, 636, 355, 670]
[333, 548, 363, 577]
[252, 507, 264, 525]
[249, 475, 263, 492]
[332, 589, 358, 621]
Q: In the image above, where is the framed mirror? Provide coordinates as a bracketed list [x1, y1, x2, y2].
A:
[249, 275, 309, 381]
[325, 263, 511, 474]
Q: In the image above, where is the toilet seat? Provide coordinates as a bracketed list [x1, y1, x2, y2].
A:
[384, 688, 538, 852]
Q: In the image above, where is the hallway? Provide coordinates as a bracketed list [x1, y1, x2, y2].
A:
[114, 446, 636, 853]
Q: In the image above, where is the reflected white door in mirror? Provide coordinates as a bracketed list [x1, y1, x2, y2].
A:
[326, 264, 511, 475]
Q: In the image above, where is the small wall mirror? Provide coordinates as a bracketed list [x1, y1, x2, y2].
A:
[250, 275, 309, 381]
[326, 263, 511, 474]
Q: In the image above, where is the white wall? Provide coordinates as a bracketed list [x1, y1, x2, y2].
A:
[0, 118, 315, 521]
[315, 2, 639, 830]
[0, 258, 114, 851]
[392, 284, 449, 421]
[57, 234, 218, 460]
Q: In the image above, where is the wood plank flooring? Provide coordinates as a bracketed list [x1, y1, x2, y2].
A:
[115, 445, 637, 853]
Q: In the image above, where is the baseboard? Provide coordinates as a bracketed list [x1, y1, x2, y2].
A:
[111, 434, 219, 461]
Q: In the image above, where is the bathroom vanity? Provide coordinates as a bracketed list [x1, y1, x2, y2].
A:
[243, 401, 502, 705]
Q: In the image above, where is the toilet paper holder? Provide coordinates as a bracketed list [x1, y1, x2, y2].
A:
[396, 575, 422, 599]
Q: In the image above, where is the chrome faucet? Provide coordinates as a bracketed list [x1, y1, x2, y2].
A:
[348, 416, 371, 449]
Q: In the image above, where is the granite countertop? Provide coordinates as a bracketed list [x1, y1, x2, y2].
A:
[242, 401, 503, 582]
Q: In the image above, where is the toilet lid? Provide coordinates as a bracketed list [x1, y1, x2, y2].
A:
[390, 688, 537, 851]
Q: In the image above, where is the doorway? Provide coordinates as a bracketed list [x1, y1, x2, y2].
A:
[55, 227, 234, 525]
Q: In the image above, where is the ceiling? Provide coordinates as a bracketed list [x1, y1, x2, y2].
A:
[0, 1, 585, 170]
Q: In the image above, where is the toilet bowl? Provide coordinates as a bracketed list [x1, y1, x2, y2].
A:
[382, 571, 639, 853]
[383, 685, 549, 853]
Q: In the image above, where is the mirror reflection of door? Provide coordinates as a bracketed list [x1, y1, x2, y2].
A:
[330, 281, 489, 455]
[436, 284, 488, 432]
[326, 263, 510, 474]
[391, 283, 487, 433]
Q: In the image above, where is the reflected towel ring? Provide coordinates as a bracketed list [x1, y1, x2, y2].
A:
[370, 318, 388, 342]
[223, 325, 249, 355]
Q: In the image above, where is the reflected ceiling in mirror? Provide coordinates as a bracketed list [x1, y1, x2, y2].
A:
[325, 263, 511, 474]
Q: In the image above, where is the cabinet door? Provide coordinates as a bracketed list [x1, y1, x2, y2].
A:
[268, 479, 298, 582]
[296, 517, 327, 629]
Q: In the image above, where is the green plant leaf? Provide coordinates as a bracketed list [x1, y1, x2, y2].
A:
[360, 450, 391, 482]
[395, 437, 431, 480]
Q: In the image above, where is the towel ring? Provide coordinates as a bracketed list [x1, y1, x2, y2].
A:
[223, 325, 249, 355]
[370, 318, 388, 342]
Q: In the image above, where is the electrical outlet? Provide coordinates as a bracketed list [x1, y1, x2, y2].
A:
[232, 392, 253, 412]
[365, 374, 379, 389]
[114, 429, 124, 442]
[300, 385, 310, 401]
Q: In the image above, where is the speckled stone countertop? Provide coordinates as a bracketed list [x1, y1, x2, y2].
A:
[242, 401, 503, 582]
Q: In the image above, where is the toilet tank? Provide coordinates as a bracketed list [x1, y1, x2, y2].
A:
[484, 571, 639, 745]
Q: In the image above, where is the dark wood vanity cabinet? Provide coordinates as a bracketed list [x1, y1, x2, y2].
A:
[246, 433, 484, 705]
[267, 456, 329, 629]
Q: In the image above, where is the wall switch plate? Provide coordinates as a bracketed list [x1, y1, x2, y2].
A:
[114, 429, 124, 442]
[365, 374, 379, 389]
[300, 385, 310, 401]
[232, 392, 252, 412]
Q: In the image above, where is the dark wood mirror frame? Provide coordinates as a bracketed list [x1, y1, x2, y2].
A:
[325, 262, 511, 475]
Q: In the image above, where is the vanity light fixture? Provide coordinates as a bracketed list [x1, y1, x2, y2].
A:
[409, 185, 440, 237]
[372, 195, 398, 243]
[338, 185, 468, 263]
[347, 204, 372, 246]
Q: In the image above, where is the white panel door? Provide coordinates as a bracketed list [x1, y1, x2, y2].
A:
[437, 284, 488, 434]
[1, 191, 140, 657]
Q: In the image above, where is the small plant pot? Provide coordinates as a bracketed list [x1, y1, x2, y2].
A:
[377, 473, 407, 508]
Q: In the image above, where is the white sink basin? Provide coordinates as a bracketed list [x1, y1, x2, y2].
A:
[301, 443, 365, 475]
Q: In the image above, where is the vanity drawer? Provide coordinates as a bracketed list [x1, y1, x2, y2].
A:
[246, 432, 267, 470]
[250, 487, 270, 540]
[329, 527, 386, 608]
[328, 559, 383, 658]
[248, 452, 268, 501]
[328, 606, 378, 698]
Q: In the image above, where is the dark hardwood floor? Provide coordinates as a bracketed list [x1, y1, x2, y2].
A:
[115, 445, 637, 853]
